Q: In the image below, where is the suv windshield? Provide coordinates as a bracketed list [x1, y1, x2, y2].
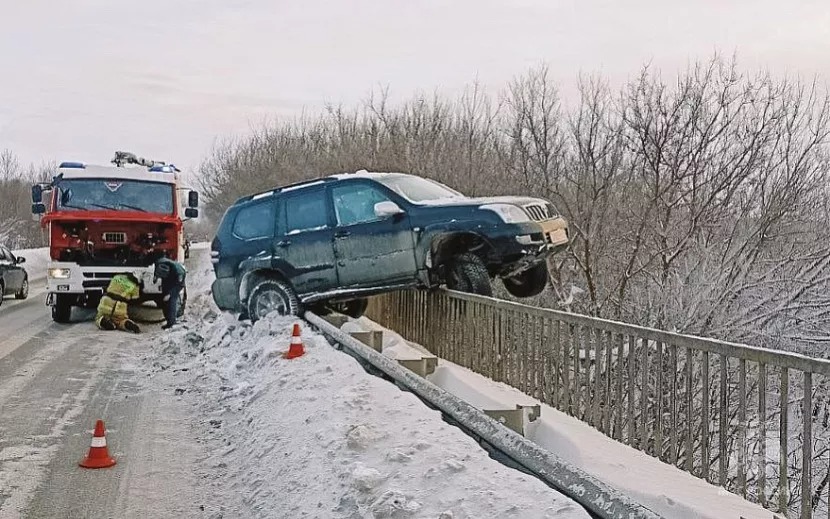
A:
[55, 179, 175, 214]
[375, 175, 462, 203]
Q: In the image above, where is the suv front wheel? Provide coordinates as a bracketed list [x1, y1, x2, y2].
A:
[502, 262, 549, 298]
[247, 279, 300, 322]
[446, 253, 493, 297]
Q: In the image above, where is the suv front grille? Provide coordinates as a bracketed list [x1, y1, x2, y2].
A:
[102, 232, 127, 244]
[523, 204, 550, 222]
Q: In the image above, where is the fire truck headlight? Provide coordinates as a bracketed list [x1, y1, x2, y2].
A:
[48, 268, 71, 279]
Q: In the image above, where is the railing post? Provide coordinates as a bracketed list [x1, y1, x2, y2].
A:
[779, 367, 789, 514]
[801, 371, 812, 519]
[685, 348, 694, 474]
[628, 335, 636, 445]
[702, 351, 710, 481]
[738, 358, 747, 497]
[614, 333, 624, 441]
[759, 362, 767, 508]
[719, 353, 728, 487]
[656, 341, 664, 460]
[670, 344, 678, 465]
[640, 338, 649, 453]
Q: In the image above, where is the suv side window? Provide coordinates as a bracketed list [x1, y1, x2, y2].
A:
[285, 190, 329, 234]
[332, 183, 391, 226]
[232, 201, 276, 240]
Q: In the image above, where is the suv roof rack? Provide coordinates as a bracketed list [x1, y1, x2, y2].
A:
[238, 177, 338, 203]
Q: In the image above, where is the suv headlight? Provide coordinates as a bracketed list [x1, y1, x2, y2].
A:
[480, 204, 531, 224]
[48, 268, 71, 279]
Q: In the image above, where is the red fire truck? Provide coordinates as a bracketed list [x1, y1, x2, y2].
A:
[31, 152, 199, 323]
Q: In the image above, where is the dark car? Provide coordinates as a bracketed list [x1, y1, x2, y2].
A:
[210, 171, 569, 321]
[0, 246, 29, 306]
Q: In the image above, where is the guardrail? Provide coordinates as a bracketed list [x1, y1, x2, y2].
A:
[366, 289, 830, 519]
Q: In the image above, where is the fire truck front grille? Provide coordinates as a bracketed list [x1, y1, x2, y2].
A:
[102, 232, 127, 244]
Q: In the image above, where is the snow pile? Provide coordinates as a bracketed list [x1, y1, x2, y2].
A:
[141, 259, 590, 518]
[10, 247, 49, 282]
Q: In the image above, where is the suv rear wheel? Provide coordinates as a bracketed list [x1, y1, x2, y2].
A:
[247, 279, 300, 322]
[503, 262, 549, 298]
[446, 253, 492, 297]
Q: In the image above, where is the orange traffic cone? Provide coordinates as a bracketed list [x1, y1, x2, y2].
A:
[79, 419, 116, 469]
[284, 323, 305, 359]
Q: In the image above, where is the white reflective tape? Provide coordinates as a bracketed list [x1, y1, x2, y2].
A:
[291, 336, 302, 344]
[90, 437, 107, 448]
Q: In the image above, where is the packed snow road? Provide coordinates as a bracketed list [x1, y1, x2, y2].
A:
[0, 248, 590, 518]
[0, 255, 210, 518]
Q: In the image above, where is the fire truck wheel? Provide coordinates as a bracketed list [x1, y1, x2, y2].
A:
[52, 295, 72, 323]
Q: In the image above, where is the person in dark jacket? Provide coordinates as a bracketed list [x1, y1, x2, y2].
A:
[153, 257, 187, 329]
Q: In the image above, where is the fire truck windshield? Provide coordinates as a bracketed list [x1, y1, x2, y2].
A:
[55, 179, 175, 214]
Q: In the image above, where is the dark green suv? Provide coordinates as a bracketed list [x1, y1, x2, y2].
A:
[210, 171, 569, 321]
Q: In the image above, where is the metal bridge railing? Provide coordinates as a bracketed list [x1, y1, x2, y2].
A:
[366, 289, 830, 519]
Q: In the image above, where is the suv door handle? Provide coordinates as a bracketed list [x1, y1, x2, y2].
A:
[276, 240, 291, 247]
[334, 230, 351, 239]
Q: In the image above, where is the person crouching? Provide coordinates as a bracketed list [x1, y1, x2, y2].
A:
[96, 273, 142, 333]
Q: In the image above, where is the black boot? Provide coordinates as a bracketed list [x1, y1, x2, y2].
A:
[124, 320, 141, 334]
[98, 317, 116, 331]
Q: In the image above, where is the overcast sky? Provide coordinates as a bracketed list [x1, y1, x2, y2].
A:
[1, 0, 828, 172]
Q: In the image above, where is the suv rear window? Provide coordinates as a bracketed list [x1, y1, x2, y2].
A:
[232, 201, 275, 240]
[285, 192, 328, 234]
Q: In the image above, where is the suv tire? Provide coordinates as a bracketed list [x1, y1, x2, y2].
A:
[52, 294, 72, 323]
[0, 281, 4, 307]
[447, 253, 492, 297]
[15, 277, 29, 300]
[247, 279, 300, 322]
[330, 298, 369, 319]
[503, 262, 549, 298]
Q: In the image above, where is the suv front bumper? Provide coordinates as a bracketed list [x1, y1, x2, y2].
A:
[490, 217, 569, 277]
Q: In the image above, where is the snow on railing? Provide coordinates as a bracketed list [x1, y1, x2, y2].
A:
[366, 289, 829, 519]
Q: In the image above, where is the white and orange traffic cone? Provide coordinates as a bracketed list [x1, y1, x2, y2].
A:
[284, 323, 305, 359]
[79, 419, 116, 469]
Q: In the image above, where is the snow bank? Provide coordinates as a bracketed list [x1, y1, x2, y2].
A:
[142, 257, 591, 518]
[343, 319, 775, 519]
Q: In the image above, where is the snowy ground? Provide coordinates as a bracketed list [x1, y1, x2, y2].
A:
[342, 319, 777, 519]
[136, 252, 591, 518]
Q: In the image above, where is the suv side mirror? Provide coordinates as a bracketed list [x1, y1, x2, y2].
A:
[31, 185, 43, 203]
[184, 207, 199, 218]
[374, 201, 404, 218]
[32, 202, 46, 215]
[188, 191, 199, 208]
[15, 256, 25, 265]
